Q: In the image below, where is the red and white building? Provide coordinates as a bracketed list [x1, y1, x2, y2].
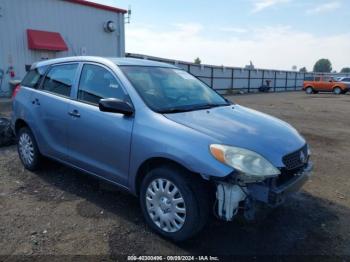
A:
[0, 0, 127, 96]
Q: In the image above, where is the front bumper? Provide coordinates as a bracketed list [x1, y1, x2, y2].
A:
[215, 161, 313, 221]
[247, 161, 313, 207]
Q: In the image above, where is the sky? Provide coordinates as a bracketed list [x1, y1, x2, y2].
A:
[93, 0, 349, 71]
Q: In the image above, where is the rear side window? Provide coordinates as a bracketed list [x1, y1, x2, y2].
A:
[42, 64, 78, 97]
[77, 64, 126, 105]
[21, 66, 47, 88]
[304, 76, 314, 81]
[315, 77, 321, 81]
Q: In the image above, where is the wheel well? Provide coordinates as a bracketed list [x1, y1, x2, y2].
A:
[135, 157, 193, 195]
[15, 119, 28, 135]
[333, 86, 341, 90]
[305, 86, 314, 90]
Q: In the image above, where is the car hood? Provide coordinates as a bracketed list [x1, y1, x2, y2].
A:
[164, 105, 305, 167]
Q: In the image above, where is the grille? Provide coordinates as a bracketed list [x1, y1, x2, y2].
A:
[282, 145, 308, 170]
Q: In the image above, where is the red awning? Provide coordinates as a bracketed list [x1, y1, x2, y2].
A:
[27, 29, 68, 51]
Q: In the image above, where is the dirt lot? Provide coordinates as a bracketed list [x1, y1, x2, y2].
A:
[0, 92, 350, 258]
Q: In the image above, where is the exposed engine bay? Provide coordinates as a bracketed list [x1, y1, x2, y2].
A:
[215, 162, 313, 221]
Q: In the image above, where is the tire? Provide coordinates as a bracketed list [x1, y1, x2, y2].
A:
[17, 127, 42, 171]
[333, 87, 342, 95]
[139, 166, 209, 242]
[0, 118, 15, 147]
[305, 87, 313, 94]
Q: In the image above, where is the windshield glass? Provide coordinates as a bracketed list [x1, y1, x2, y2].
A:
[120, 66, 230, 113]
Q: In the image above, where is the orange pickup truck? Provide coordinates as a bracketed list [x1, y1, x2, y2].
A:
[303, 75, 348, 95]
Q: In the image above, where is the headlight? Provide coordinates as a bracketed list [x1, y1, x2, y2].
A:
[210, 144, 280, 178]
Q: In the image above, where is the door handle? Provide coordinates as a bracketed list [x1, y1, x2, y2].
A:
[32, 98, 40, 105]
[68, 110, 81, 118]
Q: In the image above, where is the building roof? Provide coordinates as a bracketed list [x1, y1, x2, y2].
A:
[66, 0, 127, 14]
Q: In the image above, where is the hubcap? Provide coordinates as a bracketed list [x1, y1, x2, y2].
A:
[334, 88, 341, 94]
[18, 133, 34, 166]
[306, 88, 312, 94]
[145, 178, 186, 233]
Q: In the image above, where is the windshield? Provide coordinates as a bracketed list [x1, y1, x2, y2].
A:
[120, 66, 230, 113]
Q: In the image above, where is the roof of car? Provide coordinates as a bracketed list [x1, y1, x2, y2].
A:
[32, 56, 178, 69]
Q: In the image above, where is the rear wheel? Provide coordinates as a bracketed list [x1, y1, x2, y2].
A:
[333, 87, 342, 95]
[17, 127, 42, 171]
[305, 87, 313, 94]
[139, 166, 209, 241]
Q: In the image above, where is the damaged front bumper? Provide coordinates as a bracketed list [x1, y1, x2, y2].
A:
[216, 161, 313, 221]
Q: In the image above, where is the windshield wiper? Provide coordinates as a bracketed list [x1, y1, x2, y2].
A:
[159, 103, 230, 114]
[195, 103, 229, 110]
[158, 107, 195, 114]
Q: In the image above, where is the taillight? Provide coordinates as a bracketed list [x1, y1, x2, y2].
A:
[12, 84, 21, 99]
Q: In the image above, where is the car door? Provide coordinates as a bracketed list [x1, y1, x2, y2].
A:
[312, 76, 321, 91]
[67, 63, 134, 186]
[320, 76, 333, 91]
[30, 63, 79, 160]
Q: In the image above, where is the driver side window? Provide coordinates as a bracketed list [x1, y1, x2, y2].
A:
[78, 64, 127, 105]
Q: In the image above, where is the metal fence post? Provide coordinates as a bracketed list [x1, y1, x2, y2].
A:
[294, 72, 297, 90]
[273, 71, 277, 92]
[231, 68, 234, 91]
[247, 69, 251, 93]
[211, 67, 214, 89]
[261, 70, 265, 87]
[285, 72, 288, 91]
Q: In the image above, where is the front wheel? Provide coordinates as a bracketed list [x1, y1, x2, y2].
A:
[139, 166, 209, 242]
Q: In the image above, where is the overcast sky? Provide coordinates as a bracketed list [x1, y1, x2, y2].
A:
[94, 0, 349, 71]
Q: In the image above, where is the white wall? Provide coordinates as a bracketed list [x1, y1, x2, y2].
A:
[0, 0, 125, 96]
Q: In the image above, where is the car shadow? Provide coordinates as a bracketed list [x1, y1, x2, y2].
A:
[178, 193, 346, 256]
[24, 158, 349, 256]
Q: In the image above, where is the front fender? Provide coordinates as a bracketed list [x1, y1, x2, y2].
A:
[128, 112, 233, 194]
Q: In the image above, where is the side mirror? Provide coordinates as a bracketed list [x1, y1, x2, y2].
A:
[99, 98, 134, 116]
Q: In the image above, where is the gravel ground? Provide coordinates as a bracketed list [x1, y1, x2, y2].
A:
[0, 92, 349, 258]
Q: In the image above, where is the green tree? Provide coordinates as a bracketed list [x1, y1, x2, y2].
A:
[340, 67, 350, 73]
[299, 67, 307, 73]
[313, 59, 332, 73]
[194, 57, 201, 64]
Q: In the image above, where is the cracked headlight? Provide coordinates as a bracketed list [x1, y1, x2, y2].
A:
[210, 144, 280, 179]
